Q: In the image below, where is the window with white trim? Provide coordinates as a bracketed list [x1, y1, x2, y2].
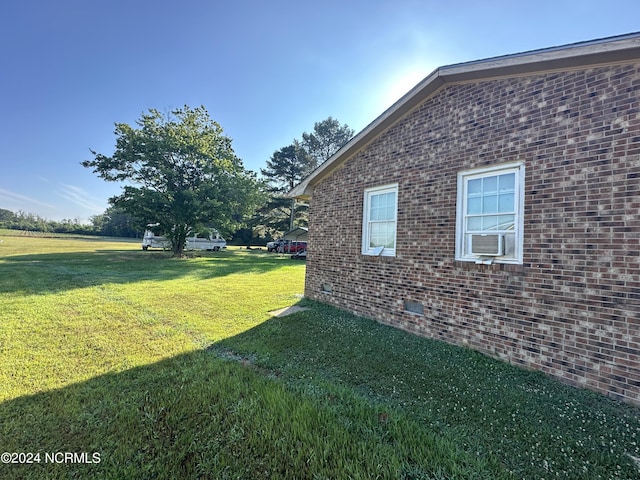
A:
[456, 162, 524, 263]
[362, 184, 398, 257]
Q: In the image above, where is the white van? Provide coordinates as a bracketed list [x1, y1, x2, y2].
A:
[141, 229, 171, 250]
[142, 227, 226, 251]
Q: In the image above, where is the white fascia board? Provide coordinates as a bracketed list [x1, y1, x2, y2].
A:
[287, 70, 445, 200]
[288, 33, 640, 201]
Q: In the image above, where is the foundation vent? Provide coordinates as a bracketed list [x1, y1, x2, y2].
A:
[404, 300, 424, 316]
[321, 283, 333, 294]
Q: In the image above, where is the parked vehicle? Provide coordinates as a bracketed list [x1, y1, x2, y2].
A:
[285, 241, 307, 254]
[142, 226, 226, 251]
[141, 229, 171, 250]
[267, 239, 307, 254]
[266, 239, 281, 252]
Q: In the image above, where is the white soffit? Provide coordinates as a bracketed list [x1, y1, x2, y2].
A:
[289, 33, 640, 201]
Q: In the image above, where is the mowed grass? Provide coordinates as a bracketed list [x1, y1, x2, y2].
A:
[0, 235, 299, 400]
[0, 235, 495, 479]
[1, 234, 639, 479]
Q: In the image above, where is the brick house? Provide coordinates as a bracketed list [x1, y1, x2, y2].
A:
[289, 33, 640, 404]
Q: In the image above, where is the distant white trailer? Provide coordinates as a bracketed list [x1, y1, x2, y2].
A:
[185, 231, 227, 251]
[142, 227, 226, 251]
[141, 230, 171, 250]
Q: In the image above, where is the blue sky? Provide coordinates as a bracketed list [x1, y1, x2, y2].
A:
[1, 0, 639, 222]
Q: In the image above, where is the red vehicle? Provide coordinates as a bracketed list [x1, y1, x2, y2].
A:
[275, 240, 307, 254]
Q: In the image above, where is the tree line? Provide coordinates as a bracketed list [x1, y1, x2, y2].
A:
[2, 106, 353, 254]
[0, 207, 141, 237]
[258, 116, 353, 236]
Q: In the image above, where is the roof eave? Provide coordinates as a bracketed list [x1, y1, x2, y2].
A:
[289, 70, 446, 201]
[288, 33, 640, 201]
[441, 33, 640, 82]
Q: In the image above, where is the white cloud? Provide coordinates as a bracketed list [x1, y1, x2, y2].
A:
[57, 184, 105, 213]
[0, 187, 56, 210]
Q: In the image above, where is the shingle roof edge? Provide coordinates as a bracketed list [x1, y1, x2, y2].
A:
[288, 32, 640, 200]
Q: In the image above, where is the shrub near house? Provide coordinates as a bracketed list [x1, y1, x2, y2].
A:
[290, 33, 640, 405]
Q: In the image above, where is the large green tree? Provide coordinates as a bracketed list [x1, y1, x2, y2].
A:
[90, 206, 141, 238]
[261, 140, 310, 192]
[260, 140, 310, 232]
[301, 116, 354, 173]
[82, 105, 263, 256]
[257, 117, 354, 236]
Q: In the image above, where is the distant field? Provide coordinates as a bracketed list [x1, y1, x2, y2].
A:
[0, 228, 139, 240]
[1, 236, 639, 479]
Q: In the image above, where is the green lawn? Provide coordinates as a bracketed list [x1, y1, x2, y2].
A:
[0, 233, 638, 479]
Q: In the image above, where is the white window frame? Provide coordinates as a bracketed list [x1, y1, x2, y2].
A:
[362, 184, 398, 257]
[456, 162, 525, 264]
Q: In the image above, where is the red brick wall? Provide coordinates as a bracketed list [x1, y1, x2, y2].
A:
[305, 63, 640, 404]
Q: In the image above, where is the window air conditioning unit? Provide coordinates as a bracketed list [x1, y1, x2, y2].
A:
[470, 234, 504, 256]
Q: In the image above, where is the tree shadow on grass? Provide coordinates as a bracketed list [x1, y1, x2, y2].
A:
[0, 344, 499, 480]
[4, 295, 639, 479]
[0, 248, 296, 296]
[214, 301, 640, 480]
[0, 349, 265, 480]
